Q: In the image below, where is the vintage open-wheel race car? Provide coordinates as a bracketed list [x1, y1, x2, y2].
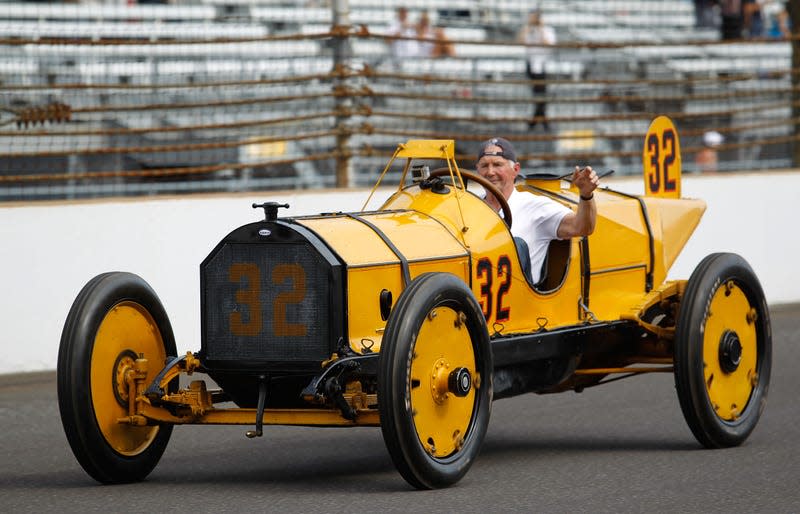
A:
[58, 117, 771, 489]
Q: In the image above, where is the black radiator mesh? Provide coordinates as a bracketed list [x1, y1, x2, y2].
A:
[203, 242, 330, 362]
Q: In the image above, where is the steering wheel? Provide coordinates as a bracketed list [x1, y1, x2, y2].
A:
[429, 167, 512, 228]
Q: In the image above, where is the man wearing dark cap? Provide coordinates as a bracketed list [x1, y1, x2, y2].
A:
[476, 137, 599, 284]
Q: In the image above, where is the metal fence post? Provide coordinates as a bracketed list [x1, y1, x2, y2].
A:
[332, 0, 352, 188]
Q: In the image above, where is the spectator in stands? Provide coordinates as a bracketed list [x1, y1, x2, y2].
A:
[476, 137, 599, 284]
[766, 1, 791, 37]
[431, 27, 456, 58]
[387, 7, 418, 60]
[743, 0, 765, 37]
[414, 13, 455, 58]
[389, 11, 454, 59]
[695, 130, 724, 173]
[518, 9, 556, 132]
[416, 12, 436, 57]
[720, 0, 744, 39]
[694, 0, 719, 28]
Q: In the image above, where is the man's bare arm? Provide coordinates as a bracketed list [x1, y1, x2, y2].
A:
[557, 166, 599, 238]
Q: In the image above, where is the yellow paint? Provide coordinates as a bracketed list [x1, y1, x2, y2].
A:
[346, 258, 469, 353]
[307, 131, 703, 346]
[137, 130, 714, 430]
[395, 139, 455, 159]
[298, 216, 399, 265]
[299, 211, 467, 265]
[90, 301, 165, 455]
[409, 305, 476, 458]
[298, 211, 470, 351]
[702, 282, 757, 421]
[362, 211, 469, 261]
[385, 183, 583, 332]
[643, 115, 682, 198]
[346, 264, 401, 353]
[523, 175, 565, 193]
[646, 197, 706, 273]
[585, 191, 650, 319]
[140, 403, 381, 426]
[565, 187, 704, 321]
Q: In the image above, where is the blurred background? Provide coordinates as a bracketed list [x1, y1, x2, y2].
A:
[0, 0, 797, 201]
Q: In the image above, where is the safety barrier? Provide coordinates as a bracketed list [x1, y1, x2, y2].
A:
[1, 170, 798, 374]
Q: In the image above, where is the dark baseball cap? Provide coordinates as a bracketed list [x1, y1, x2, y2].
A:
[477, 137, 517, 163]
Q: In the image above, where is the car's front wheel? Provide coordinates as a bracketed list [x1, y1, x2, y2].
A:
[378, 272, 493, 489]
[58, 272, 177, 483]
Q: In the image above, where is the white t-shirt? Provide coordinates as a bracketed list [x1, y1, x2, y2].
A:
[387, 22, 418, 58]
[504, 188, 571, 283]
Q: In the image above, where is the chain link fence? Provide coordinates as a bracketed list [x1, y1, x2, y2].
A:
[0, 0, 797, 201]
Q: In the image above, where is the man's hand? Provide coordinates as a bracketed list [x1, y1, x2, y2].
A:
[557, 165, 600, 238]
[572, 166, 599, 198]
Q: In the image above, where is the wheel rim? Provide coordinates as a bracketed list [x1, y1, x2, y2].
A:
[409, 306, 477, 459]
[90, 301, 165, 456]
[702, 281, 758, 422]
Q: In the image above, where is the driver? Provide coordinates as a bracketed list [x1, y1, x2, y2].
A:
[476, 137, 599, 284]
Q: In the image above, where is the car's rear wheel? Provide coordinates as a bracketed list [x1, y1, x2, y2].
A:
[674, 253, 771, 448]
[378, 272, 492, 489]
[58, 272, 177, 483]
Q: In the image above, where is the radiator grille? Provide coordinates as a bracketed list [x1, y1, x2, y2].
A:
[203, 242, 331, 362]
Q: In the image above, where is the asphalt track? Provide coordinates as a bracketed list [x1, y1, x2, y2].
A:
[2, 304, 799, 513]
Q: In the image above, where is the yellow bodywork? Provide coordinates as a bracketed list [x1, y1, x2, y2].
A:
[118, 137, 707, 431]
[297, 211, 470, 353]
[291, 139, 705, 354]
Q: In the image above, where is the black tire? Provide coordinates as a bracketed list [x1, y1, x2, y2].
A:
[58, 272, 177, 483]
[378, 273, 493, 489]
[674, 253, 771, 448]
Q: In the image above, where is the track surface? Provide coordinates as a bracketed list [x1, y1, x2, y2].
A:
[2, 305, 798, 513]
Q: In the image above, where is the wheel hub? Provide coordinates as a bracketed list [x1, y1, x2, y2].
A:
[430, 358, 451, 404]
[448, 367, 472, 397]
[718, 330, 742, 374]
[113, 349, 139, 407]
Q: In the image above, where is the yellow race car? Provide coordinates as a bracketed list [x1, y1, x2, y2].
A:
[57, 117, 771, 489]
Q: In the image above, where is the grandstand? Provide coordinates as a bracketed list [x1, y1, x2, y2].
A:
[0, 0, 796, 200]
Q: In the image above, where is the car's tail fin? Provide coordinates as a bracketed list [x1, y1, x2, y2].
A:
[643, 116, 682, 198]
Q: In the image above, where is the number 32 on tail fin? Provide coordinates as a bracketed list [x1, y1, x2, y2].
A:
[643, 116, 682, 198]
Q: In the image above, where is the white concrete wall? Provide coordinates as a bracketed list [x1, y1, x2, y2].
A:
[1, 172, 798, 375]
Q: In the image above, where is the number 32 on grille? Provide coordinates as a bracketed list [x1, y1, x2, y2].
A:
[229, 262, 308, 337]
